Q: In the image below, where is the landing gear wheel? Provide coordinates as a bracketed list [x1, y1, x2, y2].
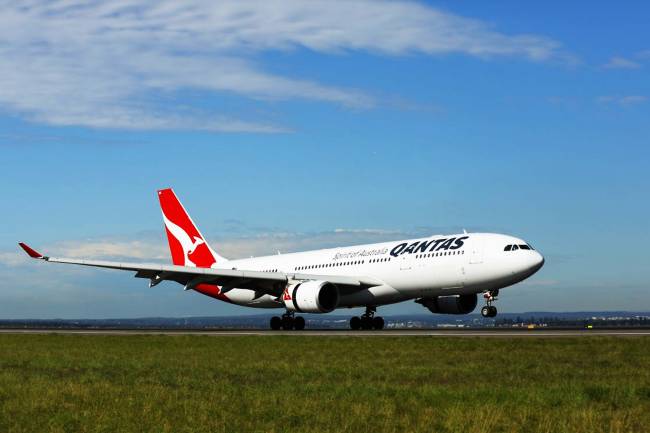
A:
[281, 316, 294, 330]
[293, 316, 305, 330]
[270, 316, 282, 330]
[355, 306, 379, 330]
[481, 290, 499, 318]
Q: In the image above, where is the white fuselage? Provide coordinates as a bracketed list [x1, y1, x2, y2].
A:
[217, 232, 544, 310]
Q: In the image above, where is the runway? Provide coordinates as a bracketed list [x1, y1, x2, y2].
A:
[0, 328, 649, 337]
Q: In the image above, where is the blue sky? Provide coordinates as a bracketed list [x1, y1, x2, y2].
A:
[0, 1, 648, 318]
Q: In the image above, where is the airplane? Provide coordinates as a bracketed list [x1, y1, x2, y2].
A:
[19, 188, 544, 330]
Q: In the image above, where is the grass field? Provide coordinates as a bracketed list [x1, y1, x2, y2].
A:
[0, 335, 649, 433]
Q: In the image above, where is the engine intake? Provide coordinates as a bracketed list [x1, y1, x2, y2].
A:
[283, 280, 339, 313]
[417, 294, 477, 315]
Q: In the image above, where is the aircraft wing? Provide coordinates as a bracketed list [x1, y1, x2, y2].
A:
[18, 243, 383, 296]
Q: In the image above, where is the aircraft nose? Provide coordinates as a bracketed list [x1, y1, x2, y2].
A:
[530, 251, 545, 273]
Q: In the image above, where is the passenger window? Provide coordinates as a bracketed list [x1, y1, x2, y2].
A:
[504, 245, 512, 251]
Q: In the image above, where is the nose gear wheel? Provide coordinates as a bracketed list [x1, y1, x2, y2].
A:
[481, 290, 499, 318]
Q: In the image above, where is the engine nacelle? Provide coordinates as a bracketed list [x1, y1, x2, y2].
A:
[283, 280, 339, 313]
[417, 294, 477, 315]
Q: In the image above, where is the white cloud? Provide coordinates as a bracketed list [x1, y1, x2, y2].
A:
[0, 1, 567, 132]
[603, 56, 641, 69]
[1, 240, 168, 267]
[619, 95, 647, 105]
[54, 240, 169, 261]
[1, 228, 418, 267]
[597, 95, 647, 106]
[635, 50, 650, 60]
[333, 228, 404, 235]
[519, 278, 560, 288]
[0, 252, 30, 267]
[215, 229, 415, 258]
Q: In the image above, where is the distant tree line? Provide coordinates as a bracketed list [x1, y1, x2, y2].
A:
[495, 316, 650, 328]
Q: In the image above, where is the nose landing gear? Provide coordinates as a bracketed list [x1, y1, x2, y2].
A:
[270, 311, 305, 330]
[481, 290, 498, 318]
[350, 306, 385, 330]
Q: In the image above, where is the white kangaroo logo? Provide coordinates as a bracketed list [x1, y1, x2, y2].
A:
[162, 212, 205, 267]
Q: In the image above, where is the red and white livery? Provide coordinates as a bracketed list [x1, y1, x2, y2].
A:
[19, 188, 544, 330]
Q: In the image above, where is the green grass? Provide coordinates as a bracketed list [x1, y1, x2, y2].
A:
[0, 335, 649, 433]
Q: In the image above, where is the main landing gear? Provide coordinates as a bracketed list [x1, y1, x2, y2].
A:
[270, 311, 306, 330]
[350, 306, 385, 330]
[481, 290, 499, 318]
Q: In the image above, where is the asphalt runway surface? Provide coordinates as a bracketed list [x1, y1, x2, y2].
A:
[0, 328, 649, 337]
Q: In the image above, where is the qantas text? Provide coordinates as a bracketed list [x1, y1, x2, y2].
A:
[389, 236, 469, 257]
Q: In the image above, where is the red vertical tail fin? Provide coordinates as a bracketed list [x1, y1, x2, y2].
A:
[158, 188, 226, 268]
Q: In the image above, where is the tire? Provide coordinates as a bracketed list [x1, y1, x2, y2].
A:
[350, 316, 361, 330]
[481, 306, 491, 318]
[270, 316, 282, 330]
[489, 306, 498, 317]
[361, 317, 373, 330]
[372, 316, 385, 330]
[281, 317, 294, 330]
[294, 316, 305, 330]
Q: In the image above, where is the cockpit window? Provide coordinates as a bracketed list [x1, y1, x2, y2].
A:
[504, 245, 512, 251]
[511, 245, 519, 251]
[519, 244, 531, 250]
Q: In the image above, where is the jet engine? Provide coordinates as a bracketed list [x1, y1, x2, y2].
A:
[417, 294, 477, 315]
[283, 280, 339, 313]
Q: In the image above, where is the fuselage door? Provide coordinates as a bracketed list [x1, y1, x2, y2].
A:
[400, 255, 412, 270]
[469, 237, 484, 264]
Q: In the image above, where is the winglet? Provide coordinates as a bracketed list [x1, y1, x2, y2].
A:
[18, 242, 45, 259]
